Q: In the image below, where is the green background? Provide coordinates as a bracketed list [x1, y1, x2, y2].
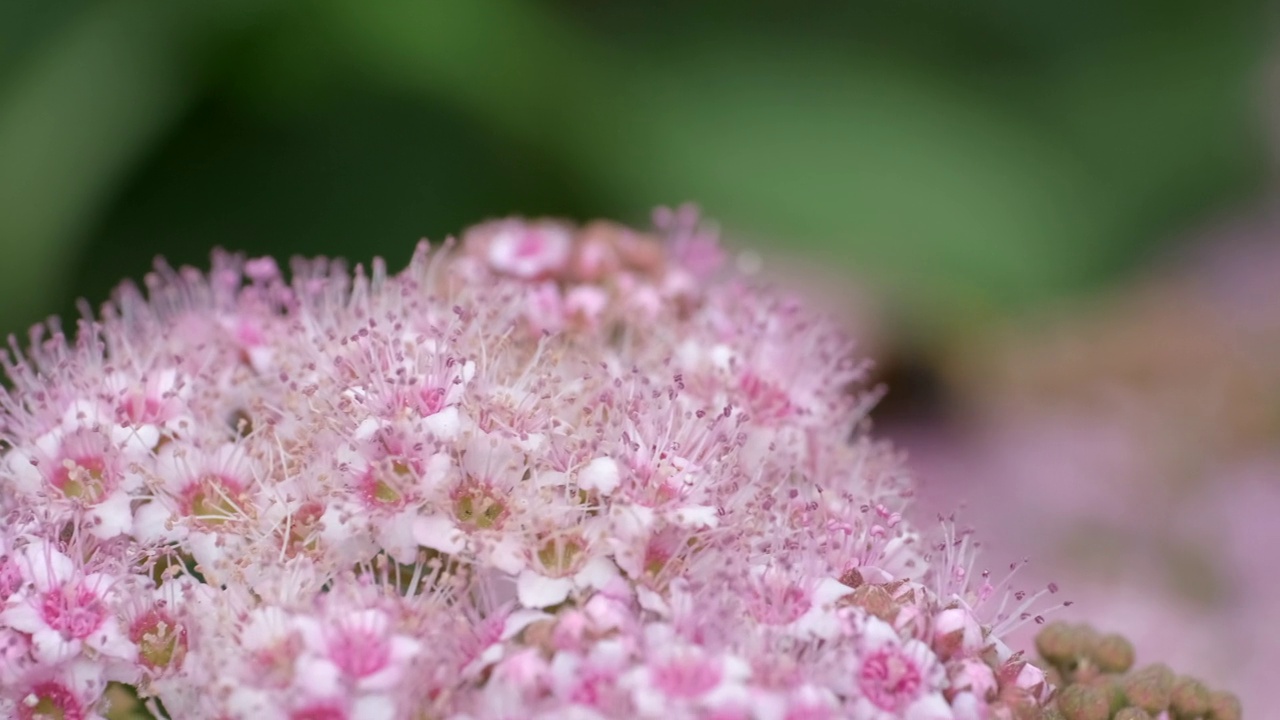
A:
[1, 0, 1274, 347]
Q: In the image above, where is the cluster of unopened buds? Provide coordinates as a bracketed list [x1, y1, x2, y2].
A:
[0, 208, 1225, 718]
[1031, 622, 1241, 720]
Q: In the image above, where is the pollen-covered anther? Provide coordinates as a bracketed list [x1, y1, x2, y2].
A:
[54, 457, 109, 503]
[277, 501, 325, 558]
[40, 583, 108, 641]
[535, 534, 586, 577]
[451, 482, 510, 531]
[18, 681, 86, 720]
[129, 608, 188, 672]
[181, 474, 248, 526]
[357, 465, 410, 508]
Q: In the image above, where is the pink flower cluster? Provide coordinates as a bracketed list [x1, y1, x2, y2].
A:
[0, 210, 1058, 719]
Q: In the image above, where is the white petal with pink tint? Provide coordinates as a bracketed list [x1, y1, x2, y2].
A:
[485, 222, 572, 278]
[19, 541, 75, 591]
[412, 514, 466, 554]
[86, 490, 135, 539]
[792, 577, 855, 640]
[670, 505, 718, 528]
[517, 570, 574, 609]
[579, 457, 621, 496]
[4, 445, 44, 495]
[423, 405, 462, 440]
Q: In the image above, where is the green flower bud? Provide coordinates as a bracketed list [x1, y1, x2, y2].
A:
[1089, 632, 1135, 674]
[1055, 684, 1111, 720]
[1122, 663, 1175, 714]
[1036, 622, 1095, 669]
[1169, 675, 1211, 718]
[1207, 690, 1243, 720]
[1087, 674, 1127, 715]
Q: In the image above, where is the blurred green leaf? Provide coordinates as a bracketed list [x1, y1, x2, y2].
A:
[78, 86, 601, 313]
[318, 1, 1102, 329]
[0, 0, 90, 87]
[567, 46, 1106, 323]
[0, 0, 189, 331]
[312, 0, 1269, 334]
[2, 0, 1269, 344]
[1040, 10, 1270, 271]
[0, 0, 288, 333]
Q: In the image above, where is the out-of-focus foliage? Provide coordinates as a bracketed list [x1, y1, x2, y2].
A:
[0, 0, 1274, 341]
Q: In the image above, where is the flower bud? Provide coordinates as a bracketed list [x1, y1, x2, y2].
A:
[949, 657, 998, 700]
[1206, 689, 1242, 720]
[1086, 674, 1127, 716]
[1088, 632, 1135, 674]
[998, 658, 1050, 704]
[1054, 683, 1110, 720]
[933, 607, 983, 660]
[1121, 663, 1174, 714]
[993, 686, 1042, 720]
[1169, 675, 1211, 718]
[1035, 622, 1095, 670]
[845, 584, 897, 623]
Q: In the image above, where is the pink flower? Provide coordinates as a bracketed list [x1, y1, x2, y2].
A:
[295, 607, 421, 692]
[0, 541, 135, 667]
[0, 210, 1079, 718]
[623, 625, 752, 717]
[4, 428, 138, 538]
[468, 218, 574, 279]
[1, 658, 106, 720]
[850, 617, 949, 719]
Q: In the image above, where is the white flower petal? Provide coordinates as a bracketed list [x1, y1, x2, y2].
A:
[294, 655, 342, 697]
[486, 535, 527, 575]
[86, 619, 137, 663]
[578, 456, 621, 495]
[32, 627, 79, 665]
[376, 511, 420, 565]
[574, 556, 620, 591]
[517, 571, 573, 609]
[352, 694, 396, 720]
[0, 602, 44, 634]
[423, 406, 460, 439]
[905, 693, 954, 720]
[670, 504, 719, 528]
[5, 448, 43, 495]
[132, 501, 178, 544]
[411, 514, 466, 554]
[87, 490, 135, 539]
[501, 609, 552, 641]
[22, 542, 74, 589]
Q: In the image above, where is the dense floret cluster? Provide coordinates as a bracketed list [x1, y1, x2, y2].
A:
[0, 210, 1066, 719]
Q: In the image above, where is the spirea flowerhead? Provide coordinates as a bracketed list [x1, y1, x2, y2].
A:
[0, 208, 1145, 719]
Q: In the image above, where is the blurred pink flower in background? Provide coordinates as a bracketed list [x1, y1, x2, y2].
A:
[898, 203, 1280, 713]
